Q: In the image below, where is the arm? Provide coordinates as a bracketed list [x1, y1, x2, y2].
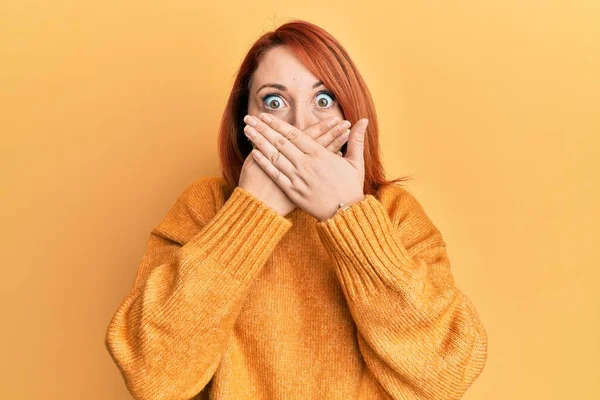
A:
[314, 188, 488, 399]
[104, 178, 292, 400]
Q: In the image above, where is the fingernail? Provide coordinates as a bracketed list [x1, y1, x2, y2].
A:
[244, 125, 256, 137]
[260, 113, 272, 123]
[244, 115, 257, 127]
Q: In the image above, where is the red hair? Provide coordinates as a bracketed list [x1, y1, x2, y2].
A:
[217, 19, 415, 196]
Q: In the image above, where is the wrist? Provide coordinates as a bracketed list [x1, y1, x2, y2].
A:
[331, 194, 366, 219]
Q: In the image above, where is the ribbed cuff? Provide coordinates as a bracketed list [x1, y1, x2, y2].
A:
[314, 194, 422, 300]
[180, 185, 293, 285]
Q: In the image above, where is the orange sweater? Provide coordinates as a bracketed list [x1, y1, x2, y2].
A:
[104, 176, 488, 399]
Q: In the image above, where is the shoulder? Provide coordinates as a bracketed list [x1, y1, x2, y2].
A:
[376, 183, 446, 256]
[376, 183, 429, 225]
[152, 175, 227, 245]
[180, 175, 224, 207]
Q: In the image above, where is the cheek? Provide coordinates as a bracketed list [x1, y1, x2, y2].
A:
[247, 96, 263, 115]
[330, 106, 344, 121]
[319, 106, 343, 120]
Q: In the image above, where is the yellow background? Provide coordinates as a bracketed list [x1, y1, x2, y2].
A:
[1, 1, 598, 399]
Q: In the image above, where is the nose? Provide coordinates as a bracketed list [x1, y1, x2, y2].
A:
[289, 108, 319, 131]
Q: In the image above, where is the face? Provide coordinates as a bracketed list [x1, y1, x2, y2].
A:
[247, 45, 344, 133]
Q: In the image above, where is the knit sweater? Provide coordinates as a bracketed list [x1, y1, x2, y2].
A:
[104, 175, 488, 400]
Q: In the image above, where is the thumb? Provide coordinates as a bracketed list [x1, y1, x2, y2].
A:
[345, 118, 368, 167]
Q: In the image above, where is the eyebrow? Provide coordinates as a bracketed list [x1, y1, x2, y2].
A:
[256, 81, 324, 93]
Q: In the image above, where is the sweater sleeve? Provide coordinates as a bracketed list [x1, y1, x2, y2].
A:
[314, 189, 488, 400]
[104, 178, 292, 400]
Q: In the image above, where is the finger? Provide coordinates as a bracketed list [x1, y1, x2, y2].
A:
[250, 148, 293, 192]
[243, 122, 297, 180]
[303, 116, 342, 140]
[346, 118, 369, 168]
[324, 128, 350, 153]
[258, 113, 321, 156]
[317, 117, 350, 148]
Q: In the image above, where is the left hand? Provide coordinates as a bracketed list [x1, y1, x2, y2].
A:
[243, 112, 369, 221]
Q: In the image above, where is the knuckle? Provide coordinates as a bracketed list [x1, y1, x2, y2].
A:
[274, 136, 287, 149]
[269, 150, 281, 165]
[273, 166, 281, 180]
[287, 129, 301, 142]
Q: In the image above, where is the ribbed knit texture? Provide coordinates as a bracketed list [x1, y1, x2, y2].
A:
[104, 176, 488, 400]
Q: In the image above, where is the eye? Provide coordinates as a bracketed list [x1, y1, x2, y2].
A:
[260, 90, 337, 111]
[315, 91, 336, 109]
[261, 94, 285, 110]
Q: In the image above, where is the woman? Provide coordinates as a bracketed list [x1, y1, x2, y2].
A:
[105, 19, 488, 400]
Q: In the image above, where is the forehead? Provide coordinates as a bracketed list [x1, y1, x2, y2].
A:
[251, 46, 319, 91]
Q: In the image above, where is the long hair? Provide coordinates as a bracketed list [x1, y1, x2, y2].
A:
[217, 19, 415, 197]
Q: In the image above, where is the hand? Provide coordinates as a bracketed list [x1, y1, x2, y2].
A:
[243, 112, 369, 221]
[239, 115, 354, 217]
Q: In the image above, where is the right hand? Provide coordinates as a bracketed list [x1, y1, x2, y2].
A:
[239, 116, 352, 217]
